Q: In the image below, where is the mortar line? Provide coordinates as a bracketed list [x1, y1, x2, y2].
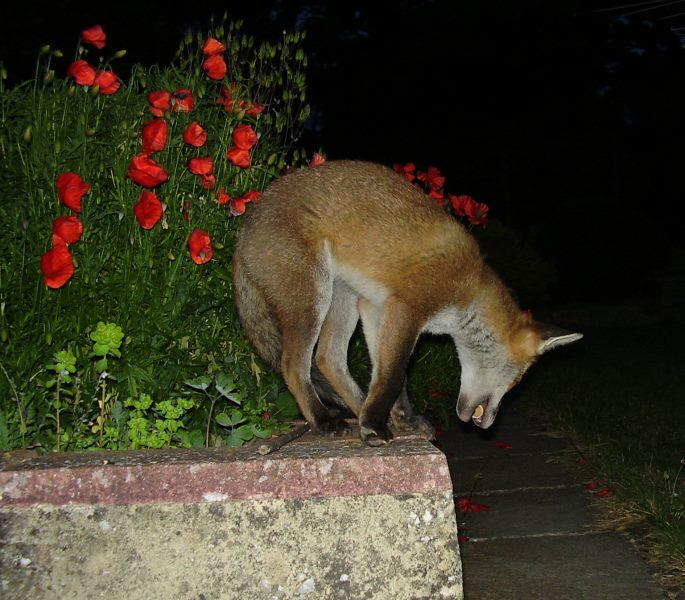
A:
[466, 529, 613, 542]
[453, 483, 584, 495]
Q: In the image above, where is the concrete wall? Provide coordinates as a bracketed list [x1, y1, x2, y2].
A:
[0, 433, 462, 599]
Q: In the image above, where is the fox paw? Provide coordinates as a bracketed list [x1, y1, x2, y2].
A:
[359, 423, 393, 447]
[313, 415, 351, 437]
[391, 414, 435, 441]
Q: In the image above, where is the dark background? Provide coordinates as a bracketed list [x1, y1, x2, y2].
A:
[3, 1, 684, 310]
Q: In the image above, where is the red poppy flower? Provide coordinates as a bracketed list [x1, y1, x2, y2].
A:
[133, 190, 164, 229]
[217, 188, 231, 206]
[596, 489, 614, 497]
[458, 535, 471, 544]
[417, 166, 445, 191]
[232, 124, 258, 149]
[52, 215, 83, 245]
[182, 122, 207, 148]
[188, 157, 214, 176]
[172, 88, 195, 113]
[429, 188, 446, 208]
[455, 497, 489, 513]
[230, 190, 261, 216]
[309, 153, 326, 167]
[202, 37, 226, 56]
[141, 119, 168, 154]
[202, 54, 227, 80]
[200, 174, 216, 190]
[55, 172, 90, 212]
[148, 90, 171, 117]
[127, 153, 169, 188]
[227, 146, 251, 168]
[464, 199, 489, 226]
[93, 70, 120, 95]
[40, 244, 75, 289]
[81, 25, 106, 49]
[495, 441, 513, 449]
[243, 101, 264, 118]
[393, 162, 416, 182]
[448, 194, 470, 217]
[216, 85, 236, 112]
[584, 482, 601, 490]
[66, 60, 96, 86]
[188, 229, 213, 264]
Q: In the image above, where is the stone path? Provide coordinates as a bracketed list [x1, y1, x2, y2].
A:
[436, 401, 667, 600]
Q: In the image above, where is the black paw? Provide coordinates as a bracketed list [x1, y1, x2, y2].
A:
[312, 415, 352, 437]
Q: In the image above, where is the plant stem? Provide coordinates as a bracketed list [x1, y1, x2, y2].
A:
[205, 394, 217, 448]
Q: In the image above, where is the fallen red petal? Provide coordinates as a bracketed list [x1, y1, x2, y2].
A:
[495, 441, 512, 449]
[455, 496, 489, 513]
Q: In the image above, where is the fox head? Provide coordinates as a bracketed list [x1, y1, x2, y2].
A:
[455, 316, 582, 429]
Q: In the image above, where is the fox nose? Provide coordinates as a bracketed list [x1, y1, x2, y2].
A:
[456, 394, 492, 425]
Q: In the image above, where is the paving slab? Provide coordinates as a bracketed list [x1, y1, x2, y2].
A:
[456, 487, 599, 540]
[439, 410, 571, 459]
[449, 452, 579, 494]
[460, 532, 665, 600]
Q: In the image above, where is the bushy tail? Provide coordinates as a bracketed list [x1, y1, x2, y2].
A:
[232, 257, 282, 372]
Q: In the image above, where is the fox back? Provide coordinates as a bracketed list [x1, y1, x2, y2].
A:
[233, 160, 581, 445]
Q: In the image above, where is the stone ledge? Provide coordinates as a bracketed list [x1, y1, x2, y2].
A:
[0, 432, 463, 599]
[0, 432, 452, 506]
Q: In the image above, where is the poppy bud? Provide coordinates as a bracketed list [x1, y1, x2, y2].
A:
[45, 332, 51, 345]
[113, 50, 127, 59]
[0, 67, 7, 80]
[40, 44, 51, 56]
[52, 50, 63, 58]
[23, 126, 32, 143]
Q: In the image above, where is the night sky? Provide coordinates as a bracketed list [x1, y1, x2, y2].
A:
[3, 0, 684, 308]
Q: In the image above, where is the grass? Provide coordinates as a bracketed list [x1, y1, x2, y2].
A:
[515, 318, 685, 592]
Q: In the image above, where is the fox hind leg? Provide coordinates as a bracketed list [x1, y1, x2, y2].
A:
[315, 280, 365, 418]
[277, 261, 349, 436]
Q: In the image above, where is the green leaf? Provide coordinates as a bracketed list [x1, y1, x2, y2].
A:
[214, 373, 236, 397]
[215, 412, 232, 427]
[185, 375, 212, 391]
[252, 425, 272, 439]
[235, 424, 253, 441]
[273, 391, 300, 420]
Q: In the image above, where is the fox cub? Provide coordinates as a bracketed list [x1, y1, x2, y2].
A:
[233, 161, 581, 446]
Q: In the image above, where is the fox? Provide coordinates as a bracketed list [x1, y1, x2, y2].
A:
[232, 160, 582, 446]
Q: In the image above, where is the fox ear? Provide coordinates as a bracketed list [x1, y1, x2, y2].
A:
[535, 322, 583, 355]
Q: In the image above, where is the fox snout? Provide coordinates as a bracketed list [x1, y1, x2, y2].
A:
[457, 394, 498, 429]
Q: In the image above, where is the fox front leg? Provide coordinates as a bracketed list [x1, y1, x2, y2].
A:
[359, 298, 421, 446]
